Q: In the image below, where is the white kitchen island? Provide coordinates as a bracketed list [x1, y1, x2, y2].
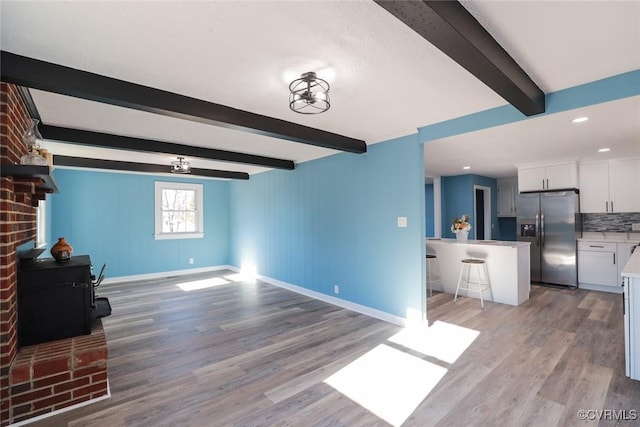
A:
[426, 238, 531, 306]
[622, 248, 640, 380]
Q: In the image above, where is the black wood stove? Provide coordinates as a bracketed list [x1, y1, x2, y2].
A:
[17, 254, 111, 347]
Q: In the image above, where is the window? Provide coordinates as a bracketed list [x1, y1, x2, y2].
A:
[154, 182, 204, 240]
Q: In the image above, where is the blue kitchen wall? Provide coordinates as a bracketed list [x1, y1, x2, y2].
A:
[229, 134, 426, 319]
[49, 169, 230, 277]
[498, 217, 517, 241]
[425, 183, 435, 237]
[440, 174, 498, 239]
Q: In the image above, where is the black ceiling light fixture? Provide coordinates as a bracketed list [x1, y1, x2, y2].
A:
[289, 72, 330, 114]
[170, 157, 191, 174]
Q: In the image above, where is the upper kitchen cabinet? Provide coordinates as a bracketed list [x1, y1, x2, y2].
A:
[517, 162, 578, 192]
[497, 178, 517, 217]
[580, 158, 640, 213]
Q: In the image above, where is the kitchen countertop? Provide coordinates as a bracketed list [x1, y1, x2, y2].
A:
[426, 238, 529, 248]
[579, 232, 640, 243]
[622, 249, 640, 279]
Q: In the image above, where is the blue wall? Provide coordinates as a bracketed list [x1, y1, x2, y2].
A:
[498, 217, 517, 241]
[49, 169, 230, 277]
[425, 184, 434, 237]
[41, 70, 639, 321]
[229, 135, 426, 319]
[440, 174, 498, 239]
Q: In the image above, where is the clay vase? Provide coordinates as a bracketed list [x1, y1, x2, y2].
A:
[51, 237, 73, 262]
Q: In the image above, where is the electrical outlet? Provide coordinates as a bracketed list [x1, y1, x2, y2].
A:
[189, 258, 194, 265]
[334, 285, 340, 294]
[632, 223, 640, 231]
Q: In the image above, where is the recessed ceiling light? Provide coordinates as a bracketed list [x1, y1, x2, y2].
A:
[463, 166, 471, 170]
[598, 148, 610, 152]
[572, 117, 589, 123]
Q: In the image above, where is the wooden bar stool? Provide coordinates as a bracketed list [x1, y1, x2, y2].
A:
[426, 254, 441, 297]
[454, 258, 493, 308]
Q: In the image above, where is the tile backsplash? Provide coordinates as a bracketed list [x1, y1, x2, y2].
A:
[582, 212, 640, 232]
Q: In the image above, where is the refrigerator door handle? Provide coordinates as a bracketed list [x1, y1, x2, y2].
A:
[535, 212, 540, 247]
[541, 212, 545, 247]
[606, 201, 609, 212]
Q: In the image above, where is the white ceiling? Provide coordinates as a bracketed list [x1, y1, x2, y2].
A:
[1, 0, 639, 179]
[424, 95, 640, 179]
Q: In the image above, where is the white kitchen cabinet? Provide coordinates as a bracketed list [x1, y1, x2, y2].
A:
[518, 167, 546, 192]
[625, 275, 636, 379]
[579, 158, 640, 213]
[619, 243, 637, 281]
[610, 158, 640, 213]
[623, 249, 640, 380]
[497, 178, 517, 217]
[578, 162, 610, 213]
[518, 162, 578, 192]
[578, 241, 618, 288]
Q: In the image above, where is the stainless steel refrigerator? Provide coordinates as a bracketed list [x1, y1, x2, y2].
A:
[516, 190, 581, 287]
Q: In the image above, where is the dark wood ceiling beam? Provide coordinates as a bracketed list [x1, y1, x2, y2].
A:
[40, 125, 294, 170]
[17, 86, 41, 121]
[374, 0, 545, 116]
[54, 155, 250, 180]
[1, 51, 367, 153]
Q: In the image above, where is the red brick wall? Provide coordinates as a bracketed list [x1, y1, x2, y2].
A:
[1, 82, 37, 425]
[1, 82, 109, 425]
[9, 323, 108, 423]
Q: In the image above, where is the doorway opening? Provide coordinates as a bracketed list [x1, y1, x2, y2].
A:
[473, 185, 491, 240]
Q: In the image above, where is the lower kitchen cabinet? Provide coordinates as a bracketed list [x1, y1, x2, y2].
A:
[578, 241, 619, 290]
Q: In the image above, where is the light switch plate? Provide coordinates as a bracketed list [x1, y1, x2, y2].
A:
[397, 217, 407, 228]
[632, 223, 640, 231]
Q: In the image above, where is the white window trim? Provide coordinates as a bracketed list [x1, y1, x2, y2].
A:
[154, 181, 204, 240]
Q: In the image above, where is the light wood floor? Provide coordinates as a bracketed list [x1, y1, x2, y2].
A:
[29, 271, 640, 426]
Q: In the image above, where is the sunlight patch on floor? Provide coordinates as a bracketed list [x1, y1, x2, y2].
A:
[176, 277, 230, 291]
[388, 320, 480, 364]
[224, 273, 246, 282]
[324, 344, 447, 427]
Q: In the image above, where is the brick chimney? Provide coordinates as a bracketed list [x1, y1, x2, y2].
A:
[1, 82, 39, 424]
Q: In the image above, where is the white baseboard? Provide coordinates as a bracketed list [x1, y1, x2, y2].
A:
[225, 266, 411, 327]
[101, 265, 236, 285]
[9, 381, 111, 427]
[578, 282, 623, 294]
[102, 265, 414, 327]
